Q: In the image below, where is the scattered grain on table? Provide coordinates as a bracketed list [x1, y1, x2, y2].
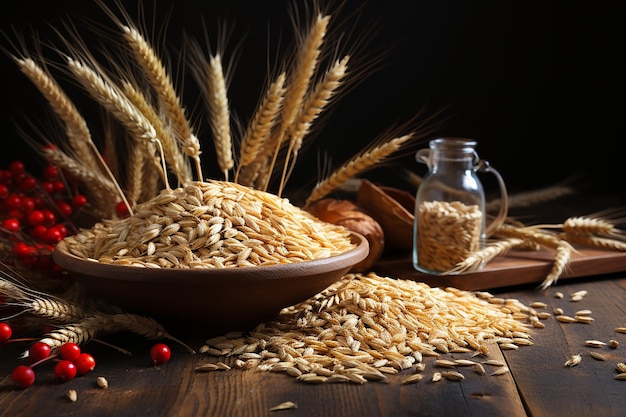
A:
[201, 272, 538, 384]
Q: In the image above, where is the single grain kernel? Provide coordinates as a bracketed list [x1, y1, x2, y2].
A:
[96, 376, 108, 388]
[564, 354, 582, 367]
[67, 389, 78, 402]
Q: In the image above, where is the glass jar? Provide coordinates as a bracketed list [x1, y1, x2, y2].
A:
[412, 138, 508, 274]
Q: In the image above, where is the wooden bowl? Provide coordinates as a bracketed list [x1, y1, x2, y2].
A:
[52, 232, 369, 335]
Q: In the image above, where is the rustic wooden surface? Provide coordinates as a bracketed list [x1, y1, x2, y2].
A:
[375, 246, 626, 291]
[1, 274, 625, 417]
[1, 191, 625, 416]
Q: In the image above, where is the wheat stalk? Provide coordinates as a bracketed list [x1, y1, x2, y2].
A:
[235, 72, 287, 184]
[122, 25, 203, 180]
[13, 57, 101, 174]
[446, 238, 524, 274]
[125, 140, 147, 204]
[278, 55, 350, 195]
[562, 216, 623, 237]
[486, 184, 574, 213]
[206, 54, 234, 180]
[41, 146, 118, 201]
[538, 240, 574, 290]
[122, 81, 191, 184]
[304, 134, 414, 207]
[562, 233, 626, 251]
[261, 13, 330, 192]
[14, 56, 129, 215]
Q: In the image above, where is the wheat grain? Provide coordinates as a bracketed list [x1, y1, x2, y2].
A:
[416, 200, 482, 272]
[564, 354, 582, 367]
[200, 272, 535, 384]
[588, 351, 607, 361]
[97, 376, 109, 388]
[63, 180, 355, 268]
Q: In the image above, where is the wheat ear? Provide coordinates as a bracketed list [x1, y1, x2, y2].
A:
[446, 238, 524, 274]
[67, 57, 170, 212]
[262, 13, 330, 192]
[486, 184, 574, 213]
[562, 233, 626, 251]
[41, 146, 118, 199]
[122, 25, 203, 180]
[125, 140, 146, 204]
[14, 57, 100, 172]
[278, 55, 349, 195]
[122, 81, 191, 184]
[15, 56, 126, 212]
[235, 72, 287, 184]
[206, 53, 234, 180]
[538, 240, 574, 290]
[304, 134, 414, 207]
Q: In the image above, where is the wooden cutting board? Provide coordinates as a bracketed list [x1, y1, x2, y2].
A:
[374, 246, 626, 291]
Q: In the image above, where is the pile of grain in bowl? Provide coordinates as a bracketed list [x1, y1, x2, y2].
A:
[62, 180, 355, 268]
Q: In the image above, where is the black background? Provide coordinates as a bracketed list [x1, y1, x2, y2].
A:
[1, 0, 623, 197]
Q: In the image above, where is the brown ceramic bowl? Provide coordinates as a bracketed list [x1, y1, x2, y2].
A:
[52, 232, 368, 335]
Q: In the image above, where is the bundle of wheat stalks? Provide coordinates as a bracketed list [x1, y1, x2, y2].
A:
[446, 205, 626, 289]
[8, 2, 436, 222]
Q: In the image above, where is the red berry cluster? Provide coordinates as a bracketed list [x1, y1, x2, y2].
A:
[0, 159, 87, 273]
[1, 322, 96, 388]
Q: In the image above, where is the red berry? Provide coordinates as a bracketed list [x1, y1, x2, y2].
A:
[58, 342, 81, 361]
[29, 341, 52, 363]
[0, 184, 9, 199]
[53, 180, 65, 194]
[4, 194, 21, 210]
[0, 322, 12, 341]
[12, 242, 33, 258]
[41, 209, 56, 226]
[150, 343, 171, 365]
[27, 210, 46, 227]
[31, 225, 47, 240]
[11, 365, 35, 388]
[43, 226, 65, 244]
[56, 200, 73, 217]
[115, 201, 131, 218]
[18, 176, 37, 192]
[1, 218, 20, 234]
[19, 196, 35, 213]
[41, 181, 55, 194]
[75, 353, 96, 375]
[42, 164, 59, 180]
[72, 194, 88, 208]
[9, 160, 25, 177]
[54, 360, 77, 382]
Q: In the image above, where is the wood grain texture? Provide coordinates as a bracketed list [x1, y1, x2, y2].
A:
[375, 246, 626, 291]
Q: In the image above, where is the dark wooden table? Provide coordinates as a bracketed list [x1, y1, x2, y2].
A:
[1, 191, 626, 417]
[1, 274, 625, 417]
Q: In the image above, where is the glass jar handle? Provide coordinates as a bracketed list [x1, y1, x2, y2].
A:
[477, 159, 508, 236]
[415, 148, 431, 167]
